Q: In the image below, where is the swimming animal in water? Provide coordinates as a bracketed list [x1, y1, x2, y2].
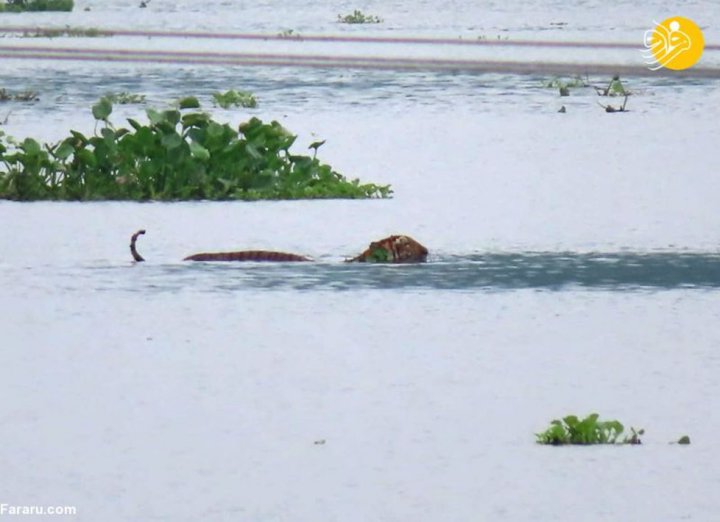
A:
[129, 230, 428, 263]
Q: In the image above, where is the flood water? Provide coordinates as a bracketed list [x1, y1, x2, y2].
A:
[1, 1, 720, 521]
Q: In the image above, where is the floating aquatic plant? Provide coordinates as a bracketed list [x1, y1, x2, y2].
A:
[338, 10, 383, 24]
[536, 413, 643, 445]
[0, 97, 391, 201]
[212, 89, 258, 109]
[544, 76, 589, 90]
[104, 92, 146, 105]
[594, 76, 630, 97]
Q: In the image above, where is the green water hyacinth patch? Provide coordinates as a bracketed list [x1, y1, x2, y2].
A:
[0, 0, 73, 11]
[0, 98, 391, 201]
[212, 90, 257, 109]
[536, 413, 643, 445]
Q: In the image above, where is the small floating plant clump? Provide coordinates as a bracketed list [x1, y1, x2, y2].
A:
[544, 76, 589, 89]
[0, 97, 391, 201]
[338, 10, 383, 24]
[536, 413, 643, 445]
[212, 89, 257, 109]
[105, 92, 146, 105]
[0, 0, 74, 11]
[545, 76, 589, 97]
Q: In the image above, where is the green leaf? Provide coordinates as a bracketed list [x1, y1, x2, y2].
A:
[146, 108, 164, 125]
[563, 415, 579, 428]
[54, 141, 74, 160]
[182, 112, 210, 129]
[21, 138, 41, 155]
[69, 130, 88, 145]
[101, 127, 115, 143]
[189, 141, 210, 161]
[76, 149, 97, 167]
[127, 118, 143, 131]
[161, 133, 183, 150]
[162, 110, 181, 127]
[92, 97, 113, 121]
[245, 143, 262, 160]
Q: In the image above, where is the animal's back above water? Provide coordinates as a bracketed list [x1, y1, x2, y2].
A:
[183, 251, 311, 262]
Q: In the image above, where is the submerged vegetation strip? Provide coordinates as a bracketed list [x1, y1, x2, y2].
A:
[0, 0, 74, 12]
[0, 97, 391, 201]
[22, 26, 107, 38]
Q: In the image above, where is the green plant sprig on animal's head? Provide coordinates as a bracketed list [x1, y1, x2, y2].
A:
[0, 97, 391, 201]
[535, 413, 644, 445]
[337, 10, 383, 24]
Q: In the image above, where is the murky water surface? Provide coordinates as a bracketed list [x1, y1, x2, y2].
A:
[1, 1, 720, 521]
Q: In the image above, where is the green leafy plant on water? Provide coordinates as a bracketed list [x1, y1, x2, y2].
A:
[544, 76, 590, 97]
[212, 89, 257, 109]
[104, 92, 146, 105]
[338, 10, 382, 24]
[0, 88, 39, 102]
[544, 76, 589, 89]
[536, 413, 643, 445]
[0, 0, 74, 12]
[0, 97, 391, 201]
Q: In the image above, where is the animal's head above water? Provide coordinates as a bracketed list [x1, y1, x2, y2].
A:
[348, 235, 429, 263]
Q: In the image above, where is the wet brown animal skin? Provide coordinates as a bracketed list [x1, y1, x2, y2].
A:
[183, 251, 311, 262]
[348, 235, 428, 263]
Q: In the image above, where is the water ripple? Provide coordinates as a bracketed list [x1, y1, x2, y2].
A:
[24, 252, 720, 293]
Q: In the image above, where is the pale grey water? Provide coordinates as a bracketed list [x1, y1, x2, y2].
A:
[1, 1, 720, 521]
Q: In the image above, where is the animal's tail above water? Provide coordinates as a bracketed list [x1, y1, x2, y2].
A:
[130, 229, 146, 262]
[129, 229, 312, 262]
